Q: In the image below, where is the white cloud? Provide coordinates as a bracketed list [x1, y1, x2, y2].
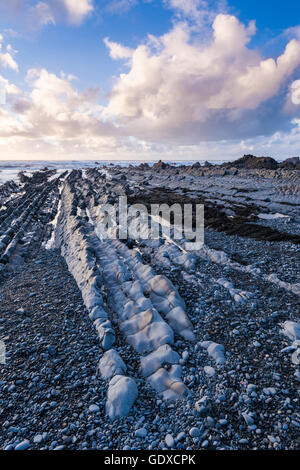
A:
[1, 64, 300, 160]
[0, 76, 6, 104]
[104, 37, 133, 59]
[3, 29, 21, 39]
[105, 14, 300, 144]
[105, 0, 138, 15]
[62, 0, 94, 24]
[164, 0, 228, 26]
[0, 5, 300, 160]
[240, 140, 254, 152]
[236, 120, 300, 158]
[0, 34, 18, 71]
[29, 2, 55, 28]
[0, 68, 124, 159]
[290, 79, 300, 105]
[0, 0, 94, 28]
[165, 0, 211, 22]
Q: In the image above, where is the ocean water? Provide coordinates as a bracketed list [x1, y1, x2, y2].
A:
[0, 159, 227, 184]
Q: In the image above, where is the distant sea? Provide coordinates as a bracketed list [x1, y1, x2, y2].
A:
[0, 159, 228, 184]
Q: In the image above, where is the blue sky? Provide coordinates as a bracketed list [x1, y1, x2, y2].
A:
[0, 0, 300, 160]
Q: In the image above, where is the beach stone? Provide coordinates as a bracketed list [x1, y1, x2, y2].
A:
[89, 404, 100, 413]
[15, 440, 30, 450]
[135, 428, 147, 438]
[165, 434, 174, 448]
[189, 427, 201, 438]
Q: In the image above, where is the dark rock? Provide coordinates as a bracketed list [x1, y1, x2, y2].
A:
[224, 154, 278, 170]
[191, 162, 201, 169]
[280, 157, 300, 169]
[152, 160, 170, 170]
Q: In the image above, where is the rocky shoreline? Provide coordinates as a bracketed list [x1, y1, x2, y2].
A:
[0, 157, 299, 450]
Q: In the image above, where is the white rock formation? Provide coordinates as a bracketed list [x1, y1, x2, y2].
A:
[281, 321, 300, 366]
[56, 178, 194, 409]
[140, 345, 180, 377]
[106, 375, 138, 420]
[281, 321, 300, 341]
[98, 349, 127, 380]
[216, 278, 253, 304]
[54, 183, 115, 351]
[54, 180, 138, 419]
[93, 238, 189, 401]
[200, 341, 226, 365]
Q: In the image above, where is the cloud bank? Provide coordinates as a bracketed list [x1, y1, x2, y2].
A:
[0, 0, 94, 28]
[0, 34, 19, 71]
[105, 14, 300, 144]
[0, 68, 122, 158]
[0, 4, 300, 159]
[62, 0, 94, 25]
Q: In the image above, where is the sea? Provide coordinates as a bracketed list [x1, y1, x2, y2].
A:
[0, 159, 227, 185]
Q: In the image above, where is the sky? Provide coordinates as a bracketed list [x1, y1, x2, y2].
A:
[0, 0, 300, 161]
